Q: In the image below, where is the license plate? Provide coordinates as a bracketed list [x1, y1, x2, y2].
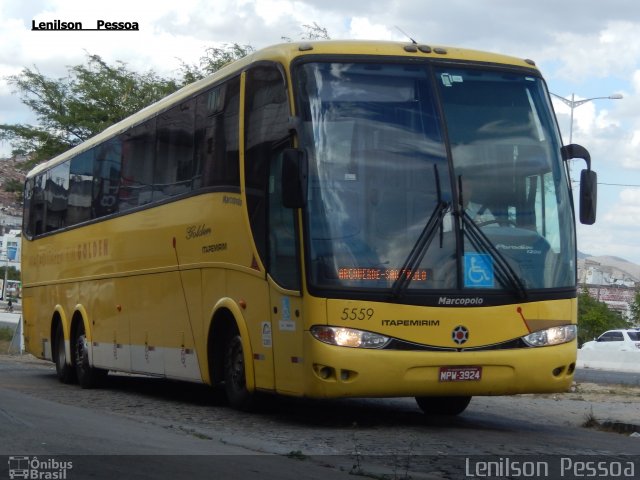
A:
[439, 366, 482, 382]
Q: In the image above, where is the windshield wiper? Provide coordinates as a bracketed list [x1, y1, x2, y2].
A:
[457, 176, 527, 299]
[392, 164, 449, 298]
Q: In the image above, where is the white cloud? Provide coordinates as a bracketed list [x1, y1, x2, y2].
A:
[542, 21, 640, 80]
[604, 189, 640, 226]
[348, 17, 396, 40]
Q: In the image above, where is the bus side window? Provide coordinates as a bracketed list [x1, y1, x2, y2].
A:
[244, 64, 294, 284]
[155, 99, 195, 201]
[68, 150, 94, 225]
[23, 178, 37, 237]
[194, 77, 241, 189]
[44, 161, 70, 232]
[93, 137, 122, 218]
[269, 148, 299, 290]
[121, 119, 155, 211]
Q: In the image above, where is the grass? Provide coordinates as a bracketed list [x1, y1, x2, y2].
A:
[0, 325, 16, 353]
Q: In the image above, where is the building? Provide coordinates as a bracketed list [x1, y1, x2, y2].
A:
[578, 258, 637, 321]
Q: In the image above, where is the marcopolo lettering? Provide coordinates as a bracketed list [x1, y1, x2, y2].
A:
[438, 297, 484, 306]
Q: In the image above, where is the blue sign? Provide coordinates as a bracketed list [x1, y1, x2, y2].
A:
[464, 253, 494, 288]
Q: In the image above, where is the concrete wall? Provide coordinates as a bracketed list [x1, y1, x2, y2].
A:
[577, 349, 640, 373]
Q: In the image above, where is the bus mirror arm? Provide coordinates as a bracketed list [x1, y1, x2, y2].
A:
[561, 144, 591, 170]
[282, 148, 308, 208]
[561, 144, 597, 225]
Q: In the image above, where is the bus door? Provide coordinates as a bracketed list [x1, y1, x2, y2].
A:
[244, 64, 304, 394]
[267, 148, 304, 394]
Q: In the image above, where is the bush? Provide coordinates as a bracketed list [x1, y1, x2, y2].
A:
[0, 326, 13, 341]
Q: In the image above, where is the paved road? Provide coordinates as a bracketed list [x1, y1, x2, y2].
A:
[0, 354, 638, 480]
[0, 359, 355, 480]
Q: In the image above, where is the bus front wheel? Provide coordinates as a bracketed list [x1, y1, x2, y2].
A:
[223, 333, 254, 411]
[415, 396, 471, 416]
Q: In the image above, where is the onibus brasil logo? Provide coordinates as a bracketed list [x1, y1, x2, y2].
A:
[8, 456, 72, 479]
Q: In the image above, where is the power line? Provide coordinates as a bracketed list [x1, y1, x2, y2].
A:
[598, 182, 640, 188]
[571, 181, 640, 187]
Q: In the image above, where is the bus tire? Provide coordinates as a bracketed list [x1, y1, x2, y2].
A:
[54, 325, 76, 384]
[223, 333, 254, 411]
[415, 395, 471, 416]
[73, 322, 107, 389]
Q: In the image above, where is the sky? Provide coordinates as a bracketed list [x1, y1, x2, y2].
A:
[1, 0, 640, 265]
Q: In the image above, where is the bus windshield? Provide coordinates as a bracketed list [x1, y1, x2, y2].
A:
[295, 61, 575, 295]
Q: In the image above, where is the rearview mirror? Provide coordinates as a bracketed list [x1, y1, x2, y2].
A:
[579, 169, 597, 225]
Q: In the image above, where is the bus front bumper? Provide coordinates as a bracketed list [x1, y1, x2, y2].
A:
[303, 334, 577, 399]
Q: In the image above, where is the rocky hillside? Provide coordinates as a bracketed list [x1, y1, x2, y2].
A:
[0, 156, 28, 216]
[583, 255, 640, 283]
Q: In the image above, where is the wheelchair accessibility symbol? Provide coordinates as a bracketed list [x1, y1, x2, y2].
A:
[464, 253, 494, 288]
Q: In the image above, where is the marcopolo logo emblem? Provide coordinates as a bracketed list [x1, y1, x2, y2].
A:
[452, 325, 469, 345]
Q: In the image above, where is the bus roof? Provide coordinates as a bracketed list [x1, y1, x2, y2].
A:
[26, 40, 539, 178]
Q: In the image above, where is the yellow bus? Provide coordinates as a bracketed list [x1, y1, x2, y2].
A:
[22, 40, 597, 415]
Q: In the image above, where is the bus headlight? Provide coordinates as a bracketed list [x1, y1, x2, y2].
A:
[522, 325, 577, 347]
[310, 326, 390, 349]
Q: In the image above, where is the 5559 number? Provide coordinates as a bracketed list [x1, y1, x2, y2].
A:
[341, 307, 375, 321]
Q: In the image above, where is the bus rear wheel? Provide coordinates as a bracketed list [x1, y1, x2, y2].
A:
[73, 323, 107, 389]
[223, 333, 255, 411]
[54, 326, 76, 384]
[415, 396, 472, 416]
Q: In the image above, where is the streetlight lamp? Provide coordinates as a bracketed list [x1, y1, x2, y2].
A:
[550, 92, 623, 144]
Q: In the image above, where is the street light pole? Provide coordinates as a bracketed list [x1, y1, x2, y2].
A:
[550, 92, 623, 144]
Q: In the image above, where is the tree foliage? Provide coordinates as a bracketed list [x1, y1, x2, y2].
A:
[178, 23, 331, 84]
[577, 288, 630, 345]
[281, 22, 331, 42]
[0, 266, 20, 282]
[2, 24, 331, 167]
[1, 54, 180, 166]
[630, 290, 640, 326]
[179, 43, 255, 84]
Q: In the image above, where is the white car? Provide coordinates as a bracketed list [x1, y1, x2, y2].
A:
[581, 329, 640, 352]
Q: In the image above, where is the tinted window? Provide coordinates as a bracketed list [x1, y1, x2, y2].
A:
[68, 150, 94, 224]
[93, 137, 122, 217]
[23, 178, 36, 237]
[44, 161, 70, 232]
[244, 64, 290, 267]
[155, 99, 195, 201]
[121, 120, 155, 211]
[195, 77, 240, 188]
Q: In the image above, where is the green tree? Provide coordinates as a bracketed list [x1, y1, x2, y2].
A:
[179, 43, 255, 84]
[577, 288, 630, 345]
[1, 54, 180, 167]
[0, 266, 20, 282]
[281, 22, 331, 42]
[2, 25, 330, 166]
[1, 178, 23, 204]
[180, 23, 331, 82]
[630, 290, 640, 327]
